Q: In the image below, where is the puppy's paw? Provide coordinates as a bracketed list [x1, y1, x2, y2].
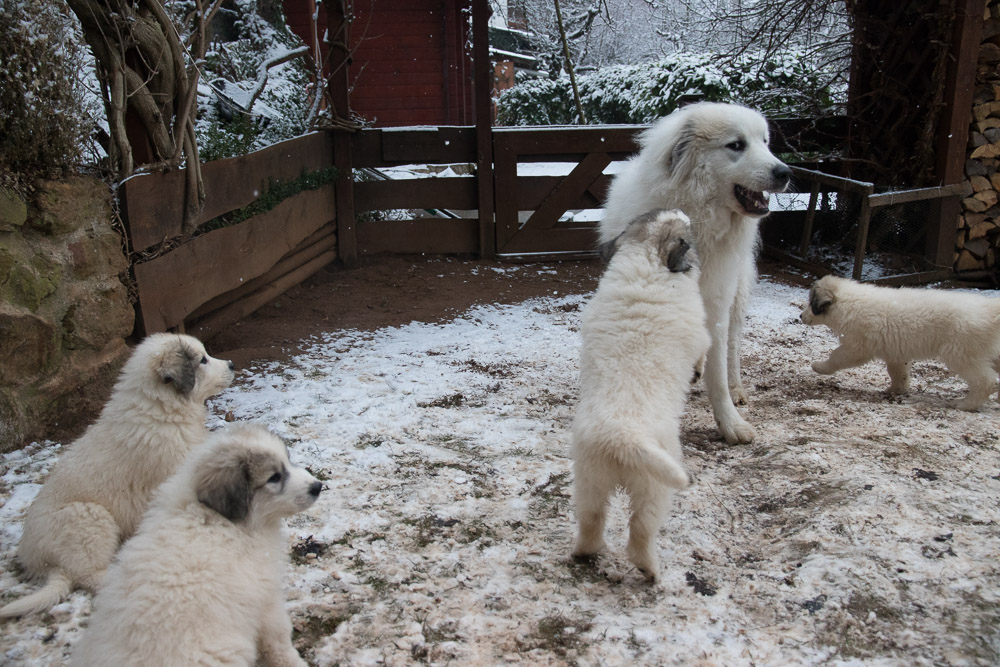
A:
[886, 383, 909, 395]
[730, 384, 749, 406]
[718, 418, 756, 445]
[955, 398, 984, 412]
[811, 361, 834, 375]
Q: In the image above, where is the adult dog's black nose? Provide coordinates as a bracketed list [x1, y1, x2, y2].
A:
[772, 163, 792, 189]
[309, 481, 323, 497]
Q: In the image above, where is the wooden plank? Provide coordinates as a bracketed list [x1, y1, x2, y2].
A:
[867, 182, 970, 208]
[186, 226, 336, 321]
[473, 0, 495, 257]
[122, 132, 334, 253]
[515, 175, 609, 210]
[493, 137, 520, 251]
[189, 249, 337, 342]
[134, 184, 335, 333]
[495, 226, 599, 255]
[494, 126, 642, 155]
[354, 178, 477, 211]
[356, 218, 478, 254]
[351, 127, 476, 167]
[519, 152, 611, 232]
[380, 126, 478, 163]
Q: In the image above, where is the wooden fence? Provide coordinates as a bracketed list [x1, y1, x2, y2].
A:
[122, 132, 338, 339]
[123, 116, 880, 337]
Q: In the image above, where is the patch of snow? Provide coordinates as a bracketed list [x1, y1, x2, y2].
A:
[2, 281, 999, 665]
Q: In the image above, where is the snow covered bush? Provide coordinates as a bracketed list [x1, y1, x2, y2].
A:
[0, 0, 102, 183]
[195, 0, 315, 162]
[496, 49, 837, 126]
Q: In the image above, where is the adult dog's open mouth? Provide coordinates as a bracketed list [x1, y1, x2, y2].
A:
[734, 184, 770, 216]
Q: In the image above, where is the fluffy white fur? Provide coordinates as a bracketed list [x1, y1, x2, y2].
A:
[801, 275, 1000, 410]
[72, 423, 322, 667]
[599, 102, 791, 444]
[0, 333, 234, 618]
[573, 209, 710, 581]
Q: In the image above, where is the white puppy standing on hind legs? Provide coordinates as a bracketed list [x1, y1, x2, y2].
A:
[572, 209, 710, 582]
[72, 423, 322, 667]
[801, 275, 1000, 410]
[599, 102, 792, 444]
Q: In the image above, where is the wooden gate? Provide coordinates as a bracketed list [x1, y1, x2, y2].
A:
[493, 127, 640, 256]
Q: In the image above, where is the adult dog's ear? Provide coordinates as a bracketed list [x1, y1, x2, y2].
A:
[158, 339, 198, 396]
[668, 121, 697, 176]
[809, 284, 834, 315]
[196, 448, 254, 521]
[660, 237, 693, 273]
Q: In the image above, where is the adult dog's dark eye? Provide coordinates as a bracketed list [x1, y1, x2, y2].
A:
[727, 140, 746, 152]
[200, 356, 208, 364]
[267, 472, 282, 484]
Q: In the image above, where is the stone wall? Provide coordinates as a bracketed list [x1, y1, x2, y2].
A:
[0, 177, 134, 452]
[958, 0, 1000, 273]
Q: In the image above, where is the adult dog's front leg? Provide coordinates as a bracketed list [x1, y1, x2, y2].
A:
[702, 289, 756, 445]
[726, 253, 755, 406]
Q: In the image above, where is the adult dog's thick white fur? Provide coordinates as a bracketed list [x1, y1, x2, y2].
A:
[0, 334, 234, 618]
[72, 424, 322, 667]
[801, 275, 1000, 411]
[573, 210, 710, 581]
[599, 102, 791, 444]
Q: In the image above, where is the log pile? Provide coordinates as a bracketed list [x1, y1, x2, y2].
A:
[958, 0, 1000, 272]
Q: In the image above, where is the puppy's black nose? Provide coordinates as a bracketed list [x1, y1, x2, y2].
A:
[772, 163, 792, 188]
[227, 361, 235, 371]
[309, 481, 322, 497]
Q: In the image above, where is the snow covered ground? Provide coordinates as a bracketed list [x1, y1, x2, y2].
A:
[2, 275, 999, 665]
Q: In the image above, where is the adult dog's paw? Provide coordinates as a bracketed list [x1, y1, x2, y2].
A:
[811, 361, 834, 375]
[718, 417, 756, 445]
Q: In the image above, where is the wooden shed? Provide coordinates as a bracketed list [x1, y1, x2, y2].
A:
[284, 0, 475, 127]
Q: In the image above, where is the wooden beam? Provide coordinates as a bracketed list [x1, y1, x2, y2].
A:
[928, 0, 986, 266]
[324, 0, 358, 267]
[472, 0, 496, 257]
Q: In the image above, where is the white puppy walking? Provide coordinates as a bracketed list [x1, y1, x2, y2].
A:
[599, 102, 791, 444]
[801, 275, 1000, 410]
[573, 209, 710, 581]
[72, 423, 322, 667]
[1, 333, 234, 618]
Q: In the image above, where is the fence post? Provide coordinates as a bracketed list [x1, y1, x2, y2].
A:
[472, 0, 496, 258]
[324, 0, 358, 268]
[928, 0, 985, 268]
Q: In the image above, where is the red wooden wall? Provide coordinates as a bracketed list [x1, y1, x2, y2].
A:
[284, 0, 475, 127]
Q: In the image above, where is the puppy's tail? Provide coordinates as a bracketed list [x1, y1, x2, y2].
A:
[0, 570, 72, 618]
[613, 437, 690, 490]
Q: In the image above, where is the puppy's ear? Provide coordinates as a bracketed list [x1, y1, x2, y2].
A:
[158, 339, 198, 396]
[809, 284, 834, 315]
[660, 237, 693, 273]
[597, 235, 620, 263]
[196, 449, 253, 521]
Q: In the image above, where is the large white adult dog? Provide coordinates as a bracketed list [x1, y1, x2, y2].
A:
[0, 333, 234, 618]
[599, 102, 791, 444]
[801, 275, 1000, 410]
[72, 424, 322, 667]
[573, 209, 710, 581]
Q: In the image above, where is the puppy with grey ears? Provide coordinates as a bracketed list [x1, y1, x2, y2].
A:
[1, 333, 234, 618]
[573, 209, 710, 581]
[801, 275, 1000, 410]
[72, 423, 322, 667]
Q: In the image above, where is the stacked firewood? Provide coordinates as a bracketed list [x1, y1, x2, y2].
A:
[958, 0, 1000, 272]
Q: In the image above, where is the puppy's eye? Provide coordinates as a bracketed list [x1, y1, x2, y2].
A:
[267, 472, 282, 484]
[727, 140, 746, 152]
[200, 356, 208, 365]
